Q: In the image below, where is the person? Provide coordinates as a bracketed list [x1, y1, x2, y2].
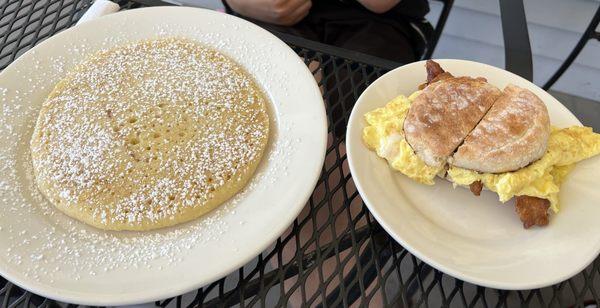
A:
[222, 0, 432, 63]
[224, 0, 432, 137]
[220, 1, 434, 306]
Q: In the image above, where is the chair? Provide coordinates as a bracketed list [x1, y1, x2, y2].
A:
[424, 0, 454, 59]
[543, 6, 600, 90]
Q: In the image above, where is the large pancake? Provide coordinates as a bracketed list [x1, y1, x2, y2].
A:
[450, 84, 550, 173]
[403, 76, 502, 167]
[30, 38, 270, 231]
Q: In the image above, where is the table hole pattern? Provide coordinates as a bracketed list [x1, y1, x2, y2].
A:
[0, 1, 599, 307]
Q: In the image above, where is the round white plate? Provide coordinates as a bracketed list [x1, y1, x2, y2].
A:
[346, 59, 600, 290]
[0, 7, 326, 305]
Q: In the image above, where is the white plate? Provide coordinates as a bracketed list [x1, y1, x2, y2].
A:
[346, 59, 600, 290]
[0, 7, 326, 305]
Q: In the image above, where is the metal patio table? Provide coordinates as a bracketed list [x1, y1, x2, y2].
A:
[0, 0, 599, 307]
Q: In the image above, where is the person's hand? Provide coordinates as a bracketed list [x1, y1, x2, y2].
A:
[356, 0, 400, 13]
[224, 0, 312, 26]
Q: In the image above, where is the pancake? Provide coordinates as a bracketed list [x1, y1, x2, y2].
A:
[30, 38, 270, 231]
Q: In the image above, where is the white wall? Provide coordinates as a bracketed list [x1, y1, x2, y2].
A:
[428, 0, 600, 100]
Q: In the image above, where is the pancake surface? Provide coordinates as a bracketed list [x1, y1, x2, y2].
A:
[451, 85, 550, 173]
[30, 38, 270, 231]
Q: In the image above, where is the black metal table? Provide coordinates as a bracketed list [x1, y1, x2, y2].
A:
[1, 0, 599, 307]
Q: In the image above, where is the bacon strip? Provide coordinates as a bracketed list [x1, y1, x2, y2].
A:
[426, 60, 445, 83]
[469, 181, 483, 196]
[514, 196, 550, 229]
[419, 60, 454, 89]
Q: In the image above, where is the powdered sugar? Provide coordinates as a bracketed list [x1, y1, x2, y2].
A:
[0, 31, 300, 283]
[31, 38, 271, 229]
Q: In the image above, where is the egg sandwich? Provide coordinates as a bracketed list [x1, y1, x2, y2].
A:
[363, 60, 600, 228]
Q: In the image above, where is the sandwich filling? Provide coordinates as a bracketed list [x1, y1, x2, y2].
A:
[363, 91, 600, 225]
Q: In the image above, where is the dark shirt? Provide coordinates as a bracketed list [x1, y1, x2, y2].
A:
[223, 0, 432, 62]
[338, 0, 430, 19]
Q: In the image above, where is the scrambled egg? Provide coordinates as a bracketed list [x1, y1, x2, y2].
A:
[363, 92, 600, 213]
[448, 127, 600, 212]
[363, 91, 444, 185]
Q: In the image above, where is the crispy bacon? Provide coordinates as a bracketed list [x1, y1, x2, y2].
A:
[469, 181, 483, 196]
[419, 60, 454, 89]
[426, 60, 445, 83]
[515, 196, 550, 229]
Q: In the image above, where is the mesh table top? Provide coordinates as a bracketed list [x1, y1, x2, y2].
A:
[0, 0, 599, 307]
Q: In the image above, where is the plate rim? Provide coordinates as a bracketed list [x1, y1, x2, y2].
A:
[346, 58, 599, 290]
[0, 6, 327, 305]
